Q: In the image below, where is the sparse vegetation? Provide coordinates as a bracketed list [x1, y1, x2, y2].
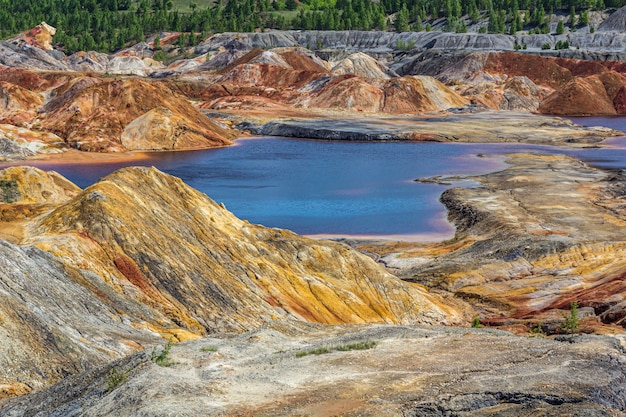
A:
[395, 39, 415, 50]
[471, 317, 483, 328]
[0, 179, 18, 203]
[151, 337, 176, 366]
[529, 323, 545, 337]
[200, 346, 217, 352]
[105, 367, 127, 391]
[336, 341, 377, 351]
[295, 341, 377, 358]
[561, 301, 580, 334]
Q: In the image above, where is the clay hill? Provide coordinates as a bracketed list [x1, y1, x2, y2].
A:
[0, 165, 469, 397]
[37, 77, 235, 152]
[5, 37, 626, 161]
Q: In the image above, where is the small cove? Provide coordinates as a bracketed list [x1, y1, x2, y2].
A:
[4, 117, 626, 241]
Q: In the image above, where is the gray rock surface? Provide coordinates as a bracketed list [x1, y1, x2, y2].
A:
[196, 30, 626, 58]
[233, 110, 619, 146]
[1, 322, 624, 416]
[0, 41, 68, 71]
[0, 238, 163, 394]
[598, 6, 626, 31]
[0, 137, 34, 161]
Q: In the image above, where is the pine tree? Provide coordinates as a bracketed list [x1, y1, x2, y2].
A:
[556, 19, 564, 34]
[394, 4, 409, 32]
[580, 9, 589, 26]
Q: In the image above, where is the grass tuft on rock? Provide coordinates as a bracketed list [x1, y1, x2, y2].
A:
[296, 341, 377, 358]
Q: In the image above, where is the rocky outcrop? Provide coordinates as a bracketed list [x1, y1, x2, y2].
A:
[0, 66, 50, 91]
[197, 30, 626, 56]
[63, 51, 113, 72]
[0, 166, 80, 204]
[0, 238, 164, 397]
[381, 75, 468, 112]
[0, 125, 65, 161]
[0, 41, 68, 71]
[8, 22, 56, 51]
[235, 110, 620, 146]
[538, 71, 626, 115]
[0, 166, 469, 394]
[539, 76, 618, 115]
[375, 154, 626, 332]
[598, 5, 626, 31]
[499, 76, 545, 111]
[1, 322, 624, 416]
[0, 136, 34, 161]
[0, 81, 43, 125]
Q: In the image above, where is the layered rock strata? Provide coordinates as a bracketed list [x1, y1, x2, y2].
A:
[234, 110, 620, 146]
[0, 166, 468, 396]
[372, 154, 626, 332]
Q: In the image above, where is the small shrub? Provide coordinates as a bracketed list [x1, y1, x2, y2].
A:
[105, 367, 127, 391]
[395, 39, 407, 50]
[471, 317, 483, 328]
[151, 337, 176, 366]
[561, 301, 580, 334]
[529, 323, 545, 337]
[541, 43, 551, 50]
[153, 51, 167, 62]
[0, 179, 19, 203]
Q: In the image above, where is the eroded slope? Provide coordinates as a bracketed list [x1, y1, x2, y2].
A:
[0, 166, 469, 396]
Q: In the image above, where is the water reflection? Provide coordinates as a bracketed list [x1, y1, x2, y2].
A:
[2, 116, 626, 240]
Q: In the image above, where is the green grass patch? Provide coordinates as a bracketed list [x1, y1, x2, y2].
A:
[295, 341, 377, 358]
[335, 341, 377, 351]
[200, 346, 218, 352]
[170, 0, 216, 12]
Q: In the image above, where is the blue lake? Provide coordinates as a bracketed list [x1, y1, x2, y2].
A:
[4, 117, 626, 240]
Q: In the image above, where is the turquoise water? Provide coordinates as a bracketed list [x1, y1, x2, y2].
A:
[4, 117, 626, 240]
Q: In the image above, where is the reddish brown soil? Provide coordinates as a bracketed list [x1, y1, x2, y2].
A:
[0, 67, 49, 91]
[39, 77, 234, 152]
[484, 52, 573, 88]
[539, 76, 618, 115]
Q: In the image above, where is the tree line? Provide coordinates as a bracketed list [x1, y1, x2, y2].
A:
[0, 0, 625, 53]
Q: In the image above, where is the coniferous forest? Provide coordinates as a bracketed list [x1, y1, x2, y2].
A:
[0, 0, 625, 53]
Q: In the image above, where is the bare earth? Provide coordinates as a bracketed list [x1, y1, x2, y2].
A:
[1, 321, 625, 416]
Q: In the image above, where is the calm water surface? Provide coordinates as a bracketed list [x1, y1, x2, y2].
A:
[5, 117, 626, 240]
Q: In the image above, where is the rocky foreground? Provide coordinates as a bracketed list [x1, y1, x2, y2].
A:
[1, 321, 625, 416]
